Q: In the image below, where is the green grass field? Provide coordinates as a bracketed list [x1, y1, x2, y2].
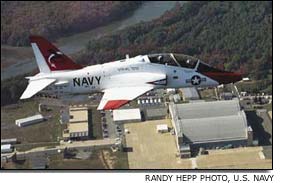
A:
[1, 100, 63, 144]
[48, 148, 128, 169]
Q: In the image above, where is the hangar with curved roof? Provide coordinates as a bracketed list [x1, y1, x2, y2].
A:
[169, 99, 253, 158]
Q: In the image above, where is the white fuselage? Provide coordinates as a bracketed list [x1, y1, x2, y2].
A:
[35, 55, 218, 98]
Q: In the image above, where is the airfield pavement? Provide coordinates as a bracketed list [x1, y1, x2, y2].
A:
[124, 119, 192, 169]
[196, 146, 272, 169]
[124, 119, 272, 169]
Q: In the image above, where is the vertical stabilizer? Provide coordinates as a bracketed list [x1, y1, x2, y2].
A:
[30, 36, 83, 73]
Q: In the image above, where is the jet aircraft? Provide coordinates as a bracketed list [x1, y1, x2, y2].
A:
[20, 36, 242, 110]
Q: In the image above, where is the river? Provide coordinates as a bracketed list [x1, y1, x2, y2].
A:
[1, 1, 187, 80]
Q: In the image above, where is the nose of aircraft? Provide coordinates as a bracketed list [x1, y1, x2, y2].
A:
[202, 71, 242, 84]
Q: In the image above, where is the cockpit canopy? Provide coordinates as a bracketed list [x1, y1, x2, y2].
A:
[148, 53, 198, 68]
[148, 53, 179, 67]
[147, 53, 226, 73]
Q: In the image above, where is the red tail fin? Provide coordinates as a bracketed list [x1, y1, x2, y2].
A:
[30, 36, 83, 71]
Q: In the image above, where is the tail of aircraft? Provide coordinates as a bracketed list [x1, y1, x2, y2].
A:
[20, 36, 83, 100]
[30, 36, 83, 73]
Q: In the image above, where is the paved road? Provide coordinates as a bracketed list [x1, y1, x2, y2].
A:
[16, 139, 116, 157]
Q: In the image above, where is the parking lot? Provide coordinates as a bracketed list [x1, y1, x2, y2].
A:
[100, 111, 124, 140]
[124, 119, 192, 169]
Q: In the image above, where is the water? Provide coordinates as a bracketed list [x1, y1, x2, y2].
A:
[2, 1, 187, 80]
[57, 1, 185, 54]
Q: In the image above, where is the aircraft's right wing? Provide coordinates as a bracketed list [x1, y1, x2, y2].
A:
[97, 86, 153, 110]
[20, 78, 56, 99]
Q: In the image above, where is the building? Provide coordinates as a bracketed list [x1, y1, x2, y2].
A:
[168, 94, 181, 103]
[169, 99, 252, 158]
[1, 144, 13, 154]
[166, 88, 176, 94]
[242, 77, 251, 82]
[63, 107, 89, 140]
[1, 138, 17, 145]
[68, 123, 89, 138]
[113, 108, 141, 123]
[156, 124, 169, 133]
[15, 114, 44, 127]
[69, 108, 88, 123]
[180, 87, 200, 101]
[220, 92, 234, 100]
[145, 107, 167, 120]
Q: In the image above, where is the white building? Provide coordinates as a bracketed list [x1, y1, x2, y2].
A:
[15, 114, 44, 127]
[1, 138, 17, 145]
[113, 108, 141, 123]
[242, 77, 250, 82]
[166, 88, 176, 94]
[180, 87, 200, 101]
[1, 144, 13, 154]
[156, 124, 169, 133]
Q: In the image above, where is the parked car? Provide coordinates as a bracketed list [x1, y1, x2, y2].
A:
[102, 123, 108, 128]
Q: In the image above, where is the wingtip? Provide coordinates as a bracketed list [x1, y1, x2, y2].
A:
[98, 100, 129, 110]
[19, 94, 29, 100]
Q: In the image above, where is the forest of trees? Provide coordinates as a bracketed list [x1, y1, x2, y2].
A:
[1, 73, 29, 106]
[78, 1, 272, 85]
[1, 1, 142, 46]
[1, 1, 272, 106]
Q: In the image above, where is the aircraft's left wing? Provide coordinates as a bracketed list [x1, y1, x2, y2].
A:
[97, 86, 153, 110]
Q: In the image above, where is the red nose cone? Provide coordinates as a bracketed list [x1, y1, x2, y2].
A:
[202, 71, 242, 84]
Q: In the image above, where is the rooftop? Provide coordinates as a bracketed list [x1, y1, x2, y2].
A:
[146, 107, 167, 117]
[156, 124, 168, 131]
[175, 99, 240, 119]
[181, 111, 248, 144]
[68, 122, 88, 133]
[69, 110, 88, 123]
[169, 99, 248, 144]
[70, 107, 88, 111]
[180, 87, 200, 99]
[1, 144, 12, 150]
[1, 138, 17, 144]
[113, 108, 141, 122]
[15, 114, 44, 124]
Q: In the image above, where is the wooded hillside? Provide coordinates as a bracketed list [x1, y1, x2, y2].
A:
[1, 1, 142, 46]
[79, 1, 272, 82]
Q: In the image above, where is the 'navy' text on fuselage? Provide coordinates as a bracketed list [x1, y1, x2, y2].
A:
[73, 76, 101, 87]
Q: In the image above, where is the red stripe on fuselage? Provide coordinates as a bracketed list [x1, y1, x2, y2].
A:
[202, 72, 242, 84]
[103, 100, 129, 110]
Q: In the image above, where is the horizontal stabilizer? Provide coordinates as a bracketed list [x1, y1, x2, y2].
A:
[20, 78, 56, 99]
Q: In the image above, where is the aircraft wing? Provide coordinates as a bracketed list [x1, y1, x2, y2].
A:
[97, 86, 153, 110]
[20, 78, 56, 99]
